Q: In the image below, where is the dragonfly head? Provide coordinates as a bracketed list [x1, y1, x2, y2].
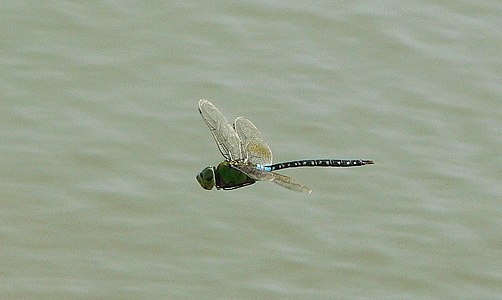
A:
[196, 166, 216, 190]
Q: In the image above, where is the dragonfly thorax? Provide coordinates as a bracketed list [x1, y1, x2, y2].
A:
[214, 161, 256, 190]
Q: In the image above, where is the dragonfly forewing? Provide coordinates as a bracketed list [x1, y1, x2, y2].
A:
[198, 99, 244, 161]
[231, 163, 312, 194]
[234, 117, 273, 165]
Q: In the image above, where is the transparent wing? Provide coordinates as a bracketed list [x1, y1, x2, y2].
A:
[231, 163, 312, 194]
[234, 117, 273, 165]
[198, 99, 244, 161]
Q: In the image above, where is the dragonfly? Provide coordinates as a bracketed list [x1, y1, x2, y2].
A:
[196, 99, 374, 194]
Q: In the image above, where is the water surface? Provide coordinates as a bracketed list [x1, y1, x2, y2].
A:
[1, 1, 501, 299]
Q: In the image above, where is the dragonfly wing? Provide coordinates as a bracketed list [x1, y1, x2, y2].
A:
[231, 163, 312, 194]
[269, 172, 312, 194]
[234, 117, 273, 165]
[198, 99, 244, 161]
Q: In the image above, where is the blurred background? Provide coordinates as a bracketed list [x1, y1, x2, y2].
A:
[1, 1, 501, 299]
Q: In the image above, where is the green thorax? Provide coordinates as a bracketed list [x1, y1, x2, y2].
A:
[215, 161, 255, 190]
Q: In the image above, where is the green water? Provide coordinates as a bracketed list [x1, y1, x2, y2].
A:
[1, 1, 501, 299]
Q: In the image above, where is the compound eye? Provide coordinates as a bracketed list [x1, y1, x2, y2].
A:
[202, 168, 213, 181]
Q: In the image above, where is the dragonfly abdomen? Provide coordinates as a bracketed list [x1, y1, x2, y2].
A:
[260, 159, 374, 171]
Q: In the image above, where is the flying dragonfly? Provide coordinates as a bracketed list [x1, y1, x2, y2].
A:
[196, 99, 373, 194]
